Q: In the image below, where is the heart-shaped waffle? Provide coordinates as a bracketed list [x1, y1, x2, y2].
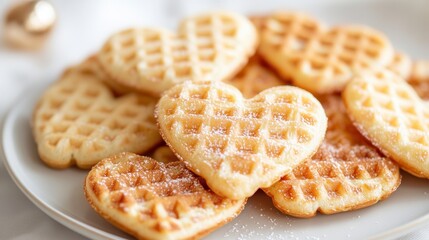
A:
[259, 12, 394, 94]
[156, 81, 327, 199]
[33, 57, 162, 169]
[84, 152, 246, 240]
[264, 95, 400, 217]
[343, 69, 429, 178]
[97, 12, 258, 96]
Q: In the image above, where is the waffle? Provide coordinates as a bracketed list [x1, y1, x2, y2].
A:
[61, 55, 110, 81]
[33, 57, 162, 169]
[60, 55, 132, 96]
[264, 95, 401, 217]
[387, 52, 412, 79]
[409, 81, 429, 100]
[259, 11, 394, 94]
[155, 81, 327, 199]
[319, 95, 369, 146]
[409, 60, 429, 83]
[84, 152, 246, 240]
[224, 55, 285, 98]
[408, 61, 429, 99]
[248, 15, 266, 33]
[150, 145, 179, 163]
[343, 69, 429, 178]
[98, 12, 258, 96]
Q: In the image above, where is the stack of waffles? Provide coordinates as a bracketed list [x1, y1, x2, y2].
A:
[31, 11, 429, 239]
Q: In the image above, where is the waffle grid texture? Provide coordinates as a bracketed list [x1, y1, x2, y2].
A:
[33, 58, 161, 168]
[85, 152, 246, 240]
[156, 81, 327, 199]
[259, 12, 394, 94]
[264, 95, 401, 217]
[344, 69, 429, 178]
[98, 12, 258, 96]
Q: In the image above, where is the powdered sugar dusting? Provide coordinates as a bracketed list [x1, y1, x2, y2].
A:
[217, 191, 333, 240]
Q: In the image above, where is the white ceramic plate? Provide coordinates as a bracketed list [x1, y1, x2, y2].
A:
[2, 1, 429, 239]
[2, 82, 429, 240]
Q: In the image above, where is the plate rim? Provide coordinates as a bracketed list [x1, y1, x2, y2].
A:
[1, 83, 429, 240]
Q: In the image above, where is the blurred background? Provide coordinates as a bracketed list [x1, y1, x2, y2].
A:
[0, 0, 428, 239]
[0, 0, 428, 113]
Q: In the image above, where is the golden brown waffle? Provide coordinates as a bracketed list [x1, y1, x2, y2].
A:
[156, 81, 327, 199]
[264, 95, 401, 217]
[98, 12, 258, 96]
[224, 55, 285, 98]
[84, 152, 246, 240]
[343, 69, 429, 178]
[33, 58, 162, 169]
[259, 12, 394, 94]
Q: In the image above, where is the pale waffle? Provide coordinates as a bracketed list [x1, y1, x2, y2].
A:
[259, 11, 394, 94]
[343, 69, 429, 178]
[156, 81, 327, 200]
[84, 152, 246, 240]
[97, 12, 258, 96]
[264, 95, 401, 217]
[224, 55, 285, 98]
[33, 57, 162, 169]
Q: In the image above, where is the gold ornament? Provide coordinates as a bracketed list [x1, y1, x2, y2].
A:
[3, 0, 56, 50]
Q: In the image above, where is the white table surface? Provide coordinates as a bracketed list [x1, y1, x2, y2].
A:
[1, 0, 428, 239]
